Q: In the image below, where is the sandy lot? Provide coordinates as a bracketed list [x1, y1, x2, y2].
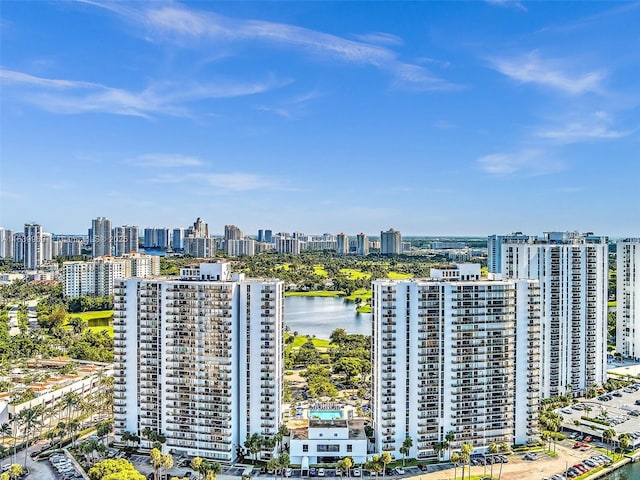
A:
[414, 442, 611, 480]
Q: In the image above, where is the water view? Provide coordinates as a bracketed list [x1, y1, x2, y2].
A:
[602, 461, 640, 479]
[284, 296, 371, 338]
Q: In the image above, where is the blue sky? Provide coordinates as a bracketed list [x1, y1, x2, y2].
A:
[1, 1, 639, 236]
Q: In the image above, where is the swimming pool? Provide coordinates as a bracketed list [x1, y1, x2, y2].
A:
[308, 410, 343, 420]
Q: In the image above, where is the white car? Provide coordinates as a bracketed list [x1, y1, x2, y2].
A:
[352, 468, 361, 477]
[394, 467, 405, 475]
[317, 468, 325, 477]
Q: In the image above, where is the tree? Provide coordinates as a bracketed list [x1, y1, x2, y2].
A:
[160, 453, 174, 480]
[88, 459, 145, 480]
[68, 419, 80, 449]
[497, 443, 510, 480]
[459, 444, 473, 480]
[432, 442, 444, 462]
[450, 452, 460, 480]
[399, 436, 413, 466]
[17, 407, 41, 466]
[602, 428, 616, 456]
[7, 464, 22, 480]
[619, 433, 631, 453]
[202, 461, 222, 480]
[488, 442, 499, 480]
[67, 316, 88, 335]
[445, 431, 455, 460]
[150, 448, 163, 480]
[191, 457, 204, 480]
[380, 452, 392, 478]
[0, 423, 11, 454]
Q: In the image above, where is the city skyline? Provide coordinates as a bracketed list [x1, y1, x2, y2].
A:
[1, 1, 639, 235]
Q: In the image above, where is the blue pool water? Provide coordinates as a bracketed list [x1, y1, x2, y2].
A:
[308, 410, 343, 420]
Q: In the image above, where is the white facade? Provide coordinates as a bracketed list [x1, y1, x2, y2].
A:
[62, 254, 158, 298]
[184, 237, 217, 258]
[113, 263, 284, 462]
[501, 232, 608, 397]
[371, 266, 540, 460]
[336, 234, 349, 255]
[289, 419, 368, 466]
[276, 236, 301, 255]
[0, 228, 14, 259]
[23, 224, 52, 269]
[226, 239, 256, 257]
[114, 225, 139, 256]
[617, 239, 640, 359]
[92, 217, 113, 258]
[487, 233, 532, 273]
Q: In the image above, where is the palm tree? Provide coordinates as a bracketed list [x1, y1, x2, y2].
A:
[380, 451, 392, 478]
[55, 422, 66, 448]
[445, 431, 455, 460]
[432, 441, 444, 462]
[619, 433, 631, 453]
[460, 444, 473, 480]
[0, 423, 11, 451]
[61, 392, 81, 426]
[67, 419, 80, 449]
[18, 408, 41, 466]
[7, 464, 22, 480]
[150, 447, 162, 480]
[488, 442, 498, 480]
[160, 452, 173, 480]
[602, 428, 616, 456]
[203, 461, 222, 480]
[497, 443, 510, 480]
[343, 456, 353, 477]
[399, 436, 413, 466]
[191, 457, 204, 480]
[451, 452, 460, 480]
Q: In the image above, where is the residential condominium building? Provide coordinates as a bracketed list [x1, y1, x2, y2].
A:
[23, 224, 52, 269]
[114, 225, 139, 256]
[113, 263, 284, 462]
[92, 217, 113, 258]
[62, 253, 159, 298]
[487, 233, 532, 274]
[0, 228, 14, 259]
[356, 233, 369, 256]
[500, 231, 608, 397]
[380, 229, 401, 255]
[617, 239, 640, 360]
[336, 233, 349, 255]
[371, 263, 540, 460]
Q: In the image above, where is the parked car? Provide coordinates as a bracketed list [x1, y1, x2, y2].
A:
[317, 468, 325, 477]
[309, 468, 318, 477]
[352, 468, 361, 477]
[394, 467, 405, 475]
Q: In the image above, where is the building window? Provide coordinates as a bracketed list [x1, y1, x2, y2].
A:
[317, 445, 340, 453]
[347, 445, 353, 452]
[303, 445, 308, 453]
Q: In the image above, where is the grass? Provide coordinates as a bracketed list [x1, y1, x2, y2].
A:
[344, 289, 372, 302]
[339, 268, 371, 280]
[313, 265, 328, 277]
[387, 271, 413, 279]
[608, 301, 617, 307]
[285, 291, 345, 297]
[356, 305, 372, 313]
[275, 263, 292, 271]
[68, 310, 114, 321]
[286, 334, 334, 349]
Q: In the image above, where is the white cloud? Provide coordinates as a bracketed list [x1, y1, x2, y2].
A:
[490, 51, 605, 95]
[477, 150, 563, 176]
[351, 32, 404, 46]
[81, 1, 456, 90]
[147, 172, 282, 191]
[129, 154, 206, 168]
[535, 112, 635, 143]
[486, 0, 528, 12]
[1, 68, 286, 118]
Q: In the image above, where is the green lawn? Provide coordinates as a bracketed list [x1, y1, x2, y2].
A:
[339, 268, 371, 280]
[275, 263, 292, 271]
[344, 289, 371, 302]
[286, 334, 334, 349]
[387, 271, 413, 279]
[69, 310, 114, 321]
[285, 291, 345, 297]
[356, 305, 371, 313]
[313, 265, 328, 277]
[608, 301, 617, 307]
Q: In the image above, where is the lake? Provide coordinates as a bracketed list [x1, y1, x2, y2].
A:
[284, 296, 371, 338]
[601, 461, 640, 479]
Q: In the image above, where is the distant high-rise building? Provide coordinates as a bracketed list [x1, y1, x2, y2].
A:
[13, 233, 24, 263]
[92, 217, 113, 258]
[113, 225, 139, 256]
[0, 228, 14, 259]
[172, 228, 184, 251]
[501, 231, 608, 397]
[617, 239, 640, 359]
[275, 235, 300, 254]
[257, 229, 264, 243]
[336, 233, 349, 255]
[193, 217, 208, 238]
[356, 233, 369, 256]
[155, 228, 169, 249]
[264, 229, 273, 243]
[143, 228, 155, 248]
[224, 225, 243, 241]
[380, 228, 401, 255]
[23, 223, 47, 269]
[113, 263, 284, 461]
[184, 237, 216, 258]
[487, 233, 532, 273]
[372, 264, 540, 460]
[226, 239, 256, 257]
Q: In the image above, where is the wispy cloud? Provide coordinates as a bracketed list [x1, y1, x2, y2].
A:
[490, 51, 605, 95]
[257, 89, 322, 118]
[79, 1, 456, 91]
[486, 0, 528, 13]
[477, 149, 564, 176]
[147, 172, 283, 191]
[535, 111, 635, 143]
[1, 68, 286, 118]
[128, 154, 206, 168]
[351, 32, 404, 46]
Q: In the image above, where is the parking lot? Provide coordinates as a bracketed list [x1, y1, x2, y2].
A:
[558, 381, 640, 448]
